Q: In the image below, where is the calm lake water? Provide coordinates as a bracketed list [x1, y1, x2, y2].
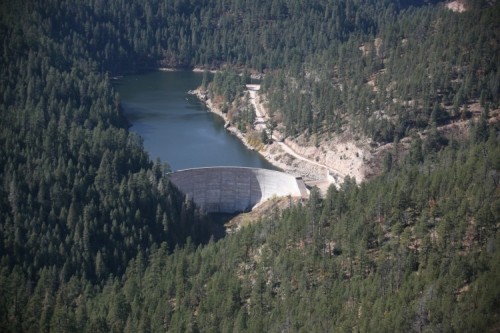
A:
[115, 71, 276, 171]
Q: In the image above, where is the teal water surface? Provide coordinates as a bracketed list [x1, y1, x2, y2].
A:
[115, 71, 276, 171]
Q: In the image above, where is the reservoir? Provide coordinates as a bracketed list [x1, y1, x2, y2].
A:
[115, 71, 276, 171]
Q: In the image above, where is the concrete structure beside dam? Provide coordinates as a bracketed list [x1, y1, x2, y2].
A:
[169, 167, 308, 213]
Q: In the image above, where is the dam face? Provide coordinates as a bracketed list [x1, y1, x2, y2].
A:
[169, 167, 307, 213]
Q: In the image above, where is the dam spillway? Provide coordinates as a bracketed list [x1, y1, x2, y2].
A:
[169, 167, 308, 213]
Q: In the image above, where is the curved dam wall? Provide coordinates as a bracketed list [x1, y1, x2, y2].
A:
[169, 167, 307, 213]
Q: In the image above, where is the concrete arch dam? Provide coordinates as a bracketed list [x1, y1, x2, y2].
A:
[169, 167, 308, 213]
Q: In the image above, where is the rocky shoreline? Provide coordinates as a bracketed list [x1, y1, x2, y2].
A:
[187, 88, 260, 153]
[188, 87, 341, 192]
[188, 88, 268, 153]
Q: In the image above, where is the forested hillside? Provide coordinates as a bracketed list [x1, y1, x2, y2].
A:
[0, 0, 499, 332]
[261, 2, 499, 142]
[17, 0, 443, 72]
[76, 136, 500, 332]
[3, 119, 498, 331]
[4, 0, 496, 142]
[0, 0, 210, 309]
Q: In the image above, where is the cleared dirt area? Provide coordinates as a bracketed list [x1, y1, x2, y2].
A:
[446, 0, 467, 12]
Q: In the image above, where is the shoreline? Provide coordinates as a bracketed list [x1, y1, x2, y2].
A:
[188, 87, 340, 192]
[159, 66, 264, 80]
[188, 88, 269, 160]
[183, 68, 500, 191]
[164, 66, 368, 190]
[159, 66, 219, 74]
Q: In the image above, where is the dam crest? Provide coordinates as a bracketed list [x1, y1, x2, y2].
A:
[169, 167, 308, 213]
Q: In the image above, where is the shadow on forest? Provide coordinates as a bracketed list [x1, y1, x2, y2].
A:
[201, 213, 238, 243]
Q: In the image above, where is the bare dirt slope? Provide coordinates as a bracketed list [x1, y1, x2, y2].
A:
[446, 0, 467, 12]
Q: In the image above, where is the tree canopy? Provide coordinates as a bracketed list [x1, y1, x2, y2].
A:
[0, 0, 499, 331]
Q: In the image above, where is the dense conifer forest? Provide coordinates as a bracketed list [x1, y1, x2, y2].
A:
[0, 0, 499, 332]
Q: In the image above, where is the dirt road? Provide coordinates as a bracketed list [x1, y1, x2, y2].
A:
[245, 84, 344, 185]
[246, 84, 267, 131]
